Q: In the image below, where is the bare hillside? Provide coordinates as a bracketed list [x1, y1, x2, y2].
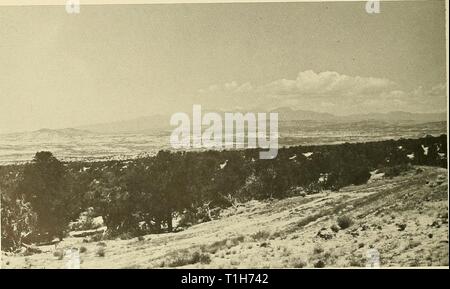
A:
[2, 166, 448, 269]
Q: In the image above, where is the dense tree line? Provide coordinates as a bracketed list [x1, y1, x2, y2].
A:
[1, 134, 447, 251]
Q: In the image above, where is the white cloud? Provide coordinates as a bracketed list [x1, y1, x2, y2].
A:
[260, 70, 395, 98]
[196, 70, 447, 114]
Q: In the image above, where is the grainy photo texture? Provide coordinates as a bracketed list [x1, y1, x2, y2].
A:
[0, 0, 448, 269]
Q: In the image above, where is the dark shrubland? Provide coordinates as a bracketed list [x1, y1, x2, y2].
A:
[0, 135, 447, 250]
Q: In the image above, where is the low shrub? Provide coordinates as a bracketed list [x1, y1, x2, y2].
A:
[337, 215, 353, 229]
[168, 251, 211, 267]
[251, 231, 271, 241]
[96, 247, 105, 257]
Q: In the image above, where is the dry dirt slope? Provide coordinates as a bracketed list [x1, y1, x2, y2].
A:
[2, 166, 448, 268]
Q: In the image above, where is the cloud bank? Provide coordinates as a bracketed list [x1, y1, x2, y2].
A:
[196, 70, 446, 114]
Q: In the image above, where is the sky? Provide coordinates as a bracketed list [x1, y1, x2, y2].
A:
[0, 1, 447, 133]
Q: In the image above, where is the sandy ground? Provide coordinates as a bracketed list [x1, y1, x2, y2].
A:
[1, 166, 448, 269]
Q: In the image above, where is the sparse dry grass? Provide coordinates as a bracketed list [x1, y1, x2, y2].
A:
[290, 257, 307, 268]
[251, 230, 271, 241]
[167, 251, 211, 267]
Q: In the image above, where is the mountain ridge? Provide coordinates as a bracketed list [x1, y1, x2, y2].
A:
[1, 109, 446, 135]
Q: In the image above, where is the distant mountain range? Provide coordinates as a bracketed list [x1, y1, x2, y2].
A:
[1, 109, 446, 136]
[270, 107, 336, 121]
[77, 115, 169, 134]
[270, 107, 446, 123]
[77, 108, 446, 134]
[340, 111, 447, 123]
[2, 128, 94, 139]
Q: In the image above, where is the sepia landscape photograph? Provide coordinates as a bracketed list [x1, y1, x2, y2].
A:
[0, 0, 448, 269]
